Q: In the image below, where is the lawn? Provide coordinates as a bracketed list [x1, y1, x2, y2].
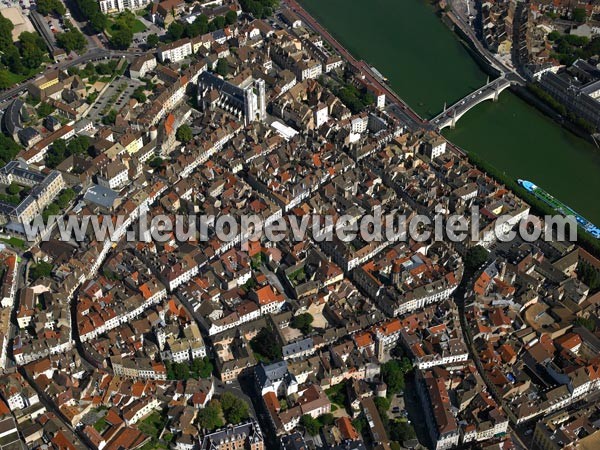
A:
[107, 19, 146, 35]
[0, 66, 44, 86]
[325, 381, 348, 409]
[106, 11, 146, 36]
[1, 237, 27, 249]
[137, 411, 166, 439]
[139, 438, 168, 450]
[129, 19, 146, 33]
[93, 417, 107, 433]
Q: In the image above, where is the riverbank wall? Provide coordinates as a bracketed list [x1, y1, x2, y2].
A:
[510, 84, 598, 145]
[441, 8, 599, 146]
[441, 13, 502, 78]
[439, 9, 600, 255]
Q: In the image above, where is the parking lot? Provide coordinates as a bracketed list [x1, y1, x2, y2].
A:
[87, 76, 143, 122]
[388, 392, 407, 419]
[45, 14, 66, 34]
[132, 15, 166, 49]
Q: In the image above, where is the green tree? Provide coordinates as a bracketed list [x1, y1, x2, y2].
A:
[56, 189, 76, 209]
[191, 357, 213, 378]
[69, 136, 89, 155]
[352, 417, 367, 434]
[319, 413, 334, 426]
[575, 316, 596, 332]
[147, 33, 159, 48]
[148, 157, 164, 169]
[381, 359, 411, 395]
[577, 261, 600, 293]
[291, 313, 314, 334]
[195, 14, 209, 34]
[42, 203, 60, 221]
[167, 22, 185, 41]
[56, 29, 87, 53]
[75, 0, 107, 33]
[301, 414, 322, 435]
[197, 401, 224, 430]
[212, 16, 226, 30]
[176, 124, 193, 143]
[374, 396, 391, 431]
[36, 0, 66, 16]
[573, 8, 587, 23]
[465, 245, 490, 273]
[30, 261, 53, 280]
[389, 420, 416, 443]
[173, 362, 190, 379]
[2, 46, 26, 75]
[46, 139, 67, 167]
[0, 16, 14, 51]
[0, 70, 12, 90]
[19, 32, 46, 70]
[37, 102, 55, 118]
[102, 110, 117, 125]
[250, 327, 282, 362]
[225, 10, 238, 25]
[548, 30, 560, 41]
[110, 27, 133, 50]
[7, 183, 21, 195]
[239, 0, 278, 18]
[335, 83, 373, 113]
[216, 58, 229, 77]
[221, 392, 249, 424]
[131, 86, 146, 103]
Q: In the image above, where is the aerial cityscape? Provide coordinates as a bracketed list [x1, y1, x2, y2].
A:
[0, 0, 599, 449]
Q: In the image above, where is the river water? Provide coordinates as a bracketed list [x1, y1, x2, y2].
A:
[300, 0, 600, 225]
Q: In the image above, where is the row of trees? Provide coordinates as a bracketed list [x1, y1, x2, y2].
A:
[42, 188, 76, 221]
[372, 396, 416, 447]
[548, 32, 600, 66]
[68, 60, 121, 86]
[527, 82, 596, 134]
[377, 359, 416, 448]
[239, 0, 279, 19]
[165, 357, 213, 380]
[165, 11, 238, 44]
[465, 149, 600, 259]
[36, 0, 66, 16]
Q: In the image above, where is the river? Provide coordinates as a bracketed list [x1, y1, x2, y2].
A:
[300, 0, 600, 225]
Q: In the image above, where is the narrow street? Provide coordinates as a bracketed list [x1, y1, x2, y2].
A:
[455, 262, 533, 449]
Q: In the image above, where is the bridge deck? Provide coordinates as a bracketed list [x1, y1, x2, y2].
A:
[431, 77, 513, 129]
